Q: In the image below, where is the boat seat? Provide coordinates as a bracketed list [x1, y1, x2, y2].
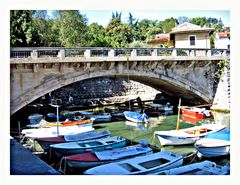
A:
[84, 144, 92, 147]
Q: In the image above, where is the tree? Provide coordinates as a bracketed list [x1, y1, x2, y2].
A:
[57, 10, 89, 47]
[32, 10, 53, 46]
[10, 10, 40, 46]
[106, 14, 134, 47]
[87, 23, 110, 47]
[161, 17, 178, 33]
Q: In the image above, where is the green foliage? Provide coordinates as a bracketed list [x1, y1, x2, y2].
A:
[127, 40, 148, 48]
[10, 10, 40, 46]
[106, 17, 134, 47]
[161, 17, 178, 33]
[10, 11, 228, 48]
[214, 60, 229, 82]
[58, 10, 89, 47]
[87, 23, 110, 47]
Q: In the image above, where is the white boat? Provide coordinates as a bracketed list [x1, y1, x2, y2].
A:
[154, 124, 226, 146]
[195, 130, 230, 157]
[152, 160, 230, 175]
[83, 150, 183, 175]
[63, 144, 153, 169]
[123, 111, 150, 123]
[21, 124, 94, 138]
[50, 136, 126, 158]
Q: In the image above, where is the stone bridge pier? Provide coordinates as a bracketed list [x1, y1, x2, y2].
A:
[10, 47, 230, 115]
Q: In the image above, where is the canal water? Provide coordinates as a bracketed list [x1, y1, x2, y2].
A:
[11, 108, 230, 174]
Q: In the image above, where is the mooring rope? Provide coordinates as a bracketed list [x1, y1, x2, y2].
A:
[59, 157, 67, 174]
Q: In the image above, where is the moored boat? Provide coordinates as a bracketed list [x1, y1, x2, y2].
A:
[181, 107, 212, 124]
[50, 136, 127, 158]
[83, 150, 183, 175]
[154, 123, 226, 146]
[36, 130, 111, 151]
[152, 160, 230, 175]
[123, 111, 150, 123]
[63, 144, 153, 169]
[149, 103, 173, 112]
[28, 113, 44, 125]
[194, 130, 230, 157]
[90, 112, 112, 123]
[28, 118, 94, 128]
[21, 124, 94, 138]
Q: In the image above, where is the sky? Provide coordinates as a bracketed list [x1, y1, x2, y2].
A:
[69, 10, 230, 27]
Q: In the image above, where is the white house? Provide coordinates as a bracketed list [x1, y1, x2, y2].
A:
[169, 22, 214, 49]
[214, 31, 230, 49]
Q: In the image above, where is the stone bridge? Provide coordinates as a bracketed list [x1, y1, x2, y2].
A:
[10, 47, 230, 115]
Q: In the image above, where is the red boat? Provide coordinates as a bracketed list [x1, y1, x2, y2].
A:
[181, 107, 212, 124]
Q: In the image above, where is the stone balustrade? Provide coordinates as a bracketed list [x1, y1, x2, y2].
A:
[10, 47, 230, 59]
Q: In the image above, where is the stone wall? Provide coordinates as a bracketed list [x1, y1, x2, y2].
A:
[51, 77, 160, 105]
[211, 63, 230, 111]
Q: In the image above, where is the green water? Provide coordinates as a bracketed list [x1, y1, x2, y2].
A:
[93, 115, 209, 156]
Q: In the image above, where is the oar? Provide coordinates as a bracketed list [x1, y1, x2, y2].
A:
[176, 98, 181, 130]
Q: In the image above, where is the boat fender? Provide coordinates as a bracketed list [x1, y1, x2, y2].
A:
[139, 139, 148, 147]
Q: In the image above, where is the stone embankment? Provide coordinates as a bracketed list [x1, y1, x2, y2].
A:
[211, 63, 230, 127]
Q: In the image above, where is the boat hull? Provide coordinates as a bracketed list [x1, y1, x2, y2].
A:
[195, 145, 230, 157]
[155, 124, 226, 146]
[156, 135, 197, 146]
[83, 151, 183, 175]
[36, 130, 111, 151]
[66, 145, 153, 169]
[51, 136, 127, 158]
[154, 160, 230, 175]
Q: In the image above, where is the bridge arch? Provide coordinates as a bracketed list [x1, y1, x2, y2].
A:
[10, 47, 229, 115]
[11, 67, 213, 115]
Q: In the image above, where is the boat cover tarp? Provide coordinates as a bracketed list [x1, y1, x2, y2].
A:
[95, 145, 150, 161]
[66, 152, 99, 162]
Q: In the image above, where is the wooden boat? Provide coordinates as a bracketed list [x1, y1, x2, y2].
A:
[21, 124, 94, 138]
[83, 150, 183, 175]
[194, 130, 230, 157]
[36, 130, 111, 151]
[63, 144, 153, 169]
[153, 160, 230, 175]
[181, 107, 212, 124]
[90, 112, 112, 123]
[50, 136, 126, 158]
[28, 118, 94, 128]
[28, 113, 44, 125]
[123, 111, 150, 123]
[154, 124, 226, 146]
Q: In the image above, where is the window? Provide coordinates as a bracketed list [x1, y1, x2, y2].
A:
[189, 35, 196, 46]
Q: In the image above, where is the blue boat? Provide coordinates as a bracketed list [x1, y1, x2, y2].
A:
[195, 130, 230, 157]
[123, 111, 150, 123]
[153, 160, 230, 175]
[83, 150, 183, 175]
[50, 136, 126, 158]
[64, 144, 153, 169]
